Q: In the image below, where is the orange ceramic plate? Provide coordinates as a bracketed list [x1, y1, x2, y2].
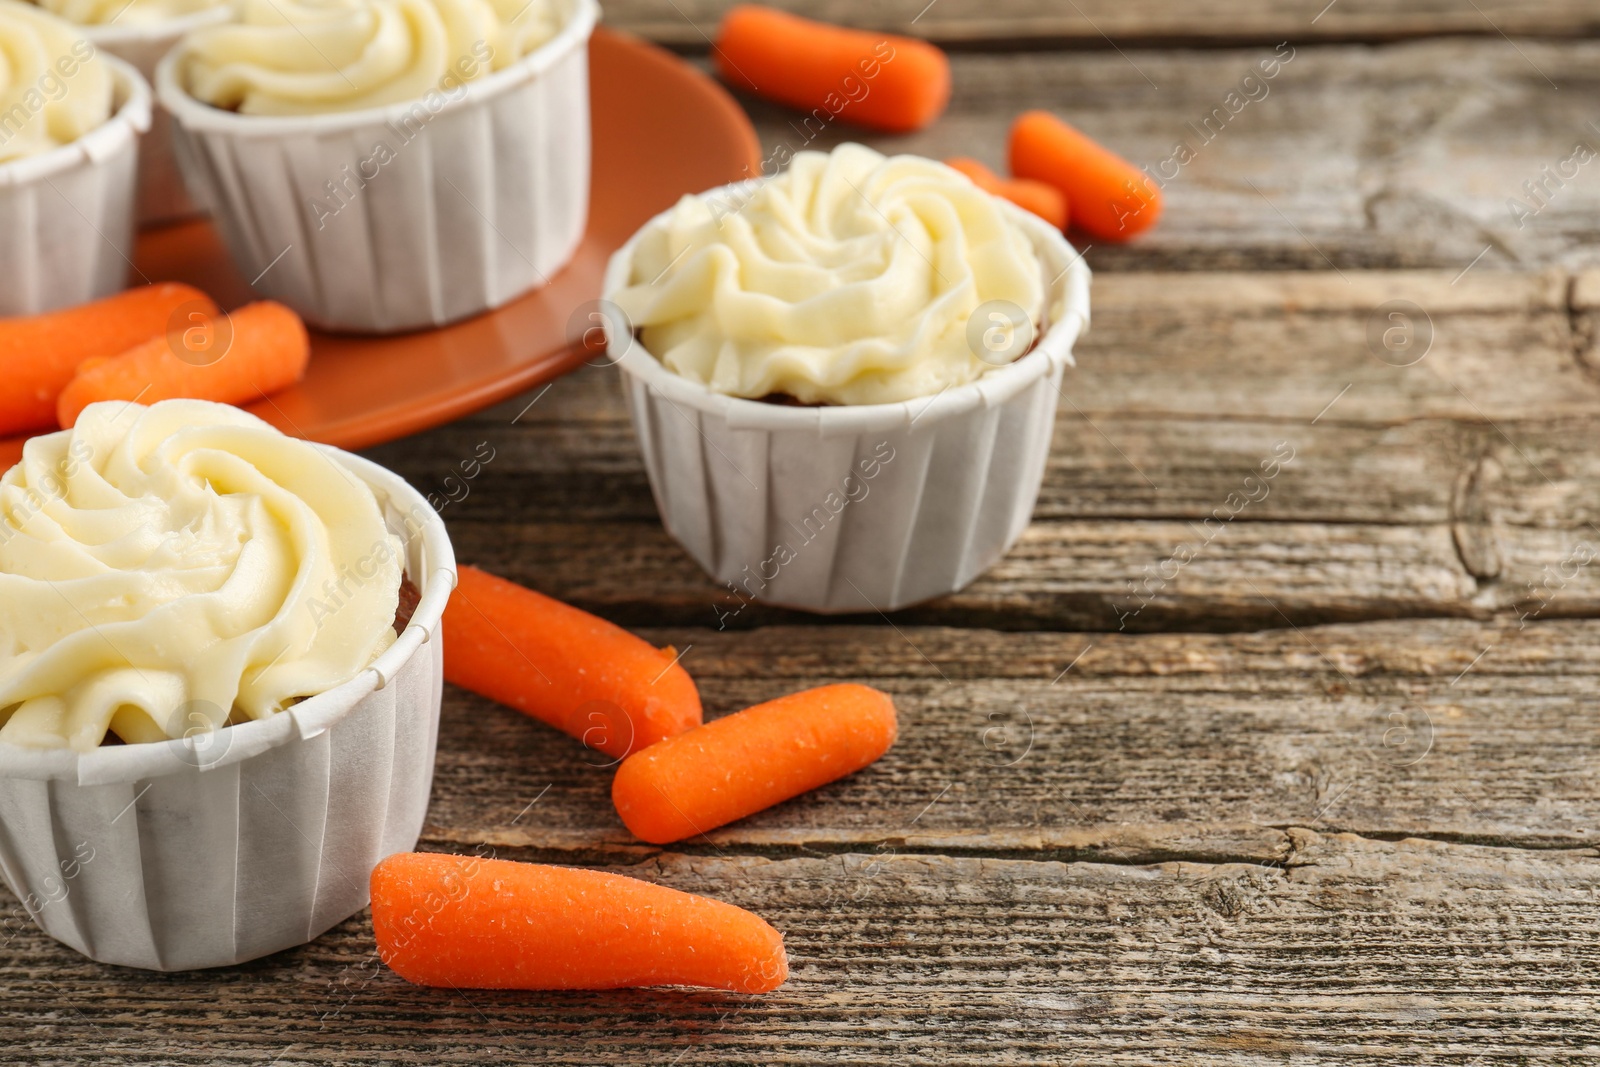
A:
[0, 27, 760, 467]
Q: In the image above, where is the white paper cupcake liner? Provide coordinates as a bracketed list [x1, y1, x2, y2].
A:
[83, 8, 233, 224]
[155, 0, 598, 334]
[0, 57, 149, 318]
[0, 449, 457, 971]
[603, 196, 1092, 614]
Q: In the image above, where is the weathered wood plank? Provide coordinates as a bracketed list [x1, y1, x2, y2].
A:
[367, 267, 1600, 630]
[414, 619, 1600, 854]
[387, 372, 1541, 530]
[446, 514, 1600, 630]
[604, 0, 1600, 47]
[381, 402, 1479, 537]
[1072, 271, 1593, 422]
[443, 516, 1483, 631]
[6, 833, 1597, 1064]
[402, 412, 1469, 530]
[425, 269, 1591, 429]
[717, 39, 1600, 272]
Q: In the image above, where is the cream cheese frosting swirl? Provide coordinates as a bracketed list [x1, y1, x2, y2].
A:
[0, 400, 403, 752]
[31, 0, 224, 29]
[179, 0, 563, 115]
[0, 0, 110, 163]
[609, 143, 1049, 406]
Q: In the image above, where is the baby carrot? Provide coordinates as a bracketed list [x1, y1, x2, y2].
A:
[0, 283, 216, 435]
[372, 852, 789, 993]
[1009, 110, 1162, 240]
[713, 5, 950, 133]
[56, 301, 310, 429]
[944, 157, 1069, 230]
[441, 565, 701, 759]
[612, 684, 897, 845]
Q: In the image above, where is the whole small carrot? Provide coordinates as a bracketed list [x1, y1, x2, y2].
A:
[1009, 110, 1162, 240]
[613, 683, 897, 845]
[442, 565, 701, 759]
[944, 157, 1069, 230]
[371, 852, 789, 993]
[0, 284, 217, 435]
[56, 301, 310, 429]
[714, 5, 950, 133]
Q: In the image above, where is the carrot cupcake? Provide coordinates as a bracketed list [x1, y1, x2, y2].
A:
[27, 0, 232, 221]
[0, 0, 149, 315]
[156, 0, 598, 333]
[604, 143, 1091, 613]
[0, 399, 456, 970]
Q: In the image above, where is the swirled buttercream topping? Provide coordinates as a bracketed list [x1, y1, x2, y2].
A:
[31, 0, 224, 29]
[179, 0, 563, 116]
[0, 0, 111, 163]
[0, 400, 403, 752]
[609, 143, 1049, 406]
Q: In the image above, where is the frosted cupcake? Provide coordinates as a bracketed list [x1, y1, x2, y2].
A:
[157, 0, 598, 333]
[605, 143, 1091, 613]
[0, 399, 456, 970]
[27, 0, 231, 222]
[0, 0, 149, 315]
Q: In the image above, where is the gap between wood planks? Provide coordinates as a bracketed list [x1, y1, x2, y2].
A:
[420, 825, 1600, 871]
[600, 0, 1600, 50]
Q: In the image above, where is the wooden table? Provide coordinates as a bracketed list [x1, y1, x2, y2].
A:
[9, 4, 1600, 1063]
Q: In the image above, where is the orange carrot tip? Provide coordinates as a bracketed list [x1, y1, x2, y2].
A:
[613, 683, 897, 845]
[372, 852, 789, 993]
[713, 5, 950, 133]
[0, 283, 217, 436]
[1008, 110, 1162, 241]
[56, 300, 310, 429]
[441, 565, 702, 759]
[944, 157, 1070, 230]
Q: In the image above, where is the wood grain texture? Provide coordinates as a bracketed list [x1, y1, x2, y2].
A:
[5, 834, 1597, 1065]
[372, 269, 1600, 631]
[604, 0, 1600, 46]
[8, 21, 1599, 1064]
[426, 270, 1591, 425]
[439, 517, 1482, 631]
[414, 617, 1600, 857]
[720, 40, 1600, 273]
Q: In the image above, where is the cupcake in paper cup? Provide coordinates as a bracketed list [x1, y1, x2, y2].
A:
[155, 0, 598, 333]
[28, 0, 233, 222]
[0, 399, 456, 971]
[0, 0, 150, 316]
[604, 143, 1091, 615]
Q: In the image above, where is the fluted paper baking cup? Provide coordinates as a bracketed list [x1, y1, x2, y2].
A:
[83, 8, 232, 224]
[604, 194, 1091, 614]
[0, 57, 149, 318]
[0, 450, 456, 971]
[155, 0, 597, 334]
